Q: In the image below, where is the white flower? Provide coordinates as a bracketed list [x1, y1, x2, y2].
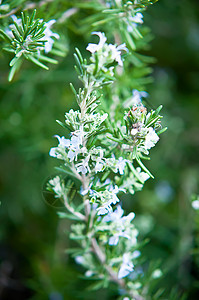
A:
[131, 13, 144, 24]
[95, 186, 121, 216]
[41, 19, 60, 53]
[55, 135, 70, 147]
[192, 200, 199, 210]
[116, 157, 127, 175]
[67, 129, 85, 161]
[94, 149, 106, 173]
[123, 89, 148, 108]
[109, 185, 121, 204]
[132, 89, 148, 104]
[49, 135, 69, 159]
[49, 176, 63, 198]
[103, 205, 124, 222]
[144, 127, 159, 149]
[138, 169, 150, 182]
[132, 250, 141, 259]
[152, 269, 162, 279]
[127, 13, 144, 32]
[75, 256, 85, 265]
[85, 270, 94, 277]
[106, 156, 128, 175]
[109, 43, 128, 66]
[87, 32, 127, 67]
[76, 156, 90, 175]
[95, 158, 105, 173]
[102, 205, 135, 245]
[118, 253, 134, 279]
[86, 31, 107, 53]
[97, 202, 113, 215]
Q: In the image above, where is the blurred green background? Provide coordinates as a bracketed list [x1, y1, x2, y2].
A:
[0, 0, 199, 299]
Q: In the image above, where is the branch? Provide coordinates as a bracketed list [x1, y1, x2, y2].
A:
[0, 0, 54, 19]
[91, 238, 144, 300]
[62, 193, 85, 221]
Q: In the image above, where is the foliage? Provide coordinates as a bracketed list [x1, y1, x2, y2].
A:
[0, 0, 199, 300]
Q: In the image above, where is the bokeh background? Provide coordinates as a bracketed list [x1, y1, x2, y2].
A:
[0, 0, 199, 299]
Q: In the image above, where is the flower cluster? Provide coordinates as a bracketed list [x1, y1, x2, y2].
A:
[122, 103, 161, 156]
[86, 32, 127, 76]
[90, 185, 121, 215]
[48, 30, 166, 298]
[101, 205, 137, 246]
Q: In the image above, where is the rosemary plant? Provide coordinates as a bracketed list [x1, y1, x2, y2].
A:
[48, 30, 166, 299]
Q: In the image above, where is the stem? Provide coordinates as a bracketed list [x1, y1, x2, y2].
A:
[91, 237, 144, 300]
[62, 193, 85, 221]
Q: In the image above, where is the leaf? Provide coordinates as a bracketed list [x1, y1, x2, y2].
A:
[136, 157, 154, 179]
[55, 167, 80, 181]
[29, 9, 36, 25]
[157, 127, 167, 135]
[26, 55, 49, 70]
[38, 54, 58, 64]
[57, 212, 81, 221]
[8, 58, 22, 82]
[0, 29, 12, 43]
[128, 162, 144, 184]
[124, 30, 136, 51]
[56, 119, 74, 131]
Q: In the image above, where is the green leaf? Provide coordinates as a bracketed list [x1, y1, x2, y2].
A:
[26, 55, 49, 70]
[56, 119, 74, 131]
[157, 127, 167, 135]
[8, 58, 22, 82]
[128, 162, 144, 184]
[57, 212, 81, 221]
[9, 55, 20, 67]
[136, 157, 154, 179]
[0, 29, 12, 43]
[29, 9, 37, 25]
[124, 30, 136, 51]
[55, 167, 81, 181]
[38, 54, 58, 64]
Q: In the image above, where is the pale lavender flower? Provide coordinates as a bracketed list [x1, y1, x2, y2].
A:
[132, 250, 141, 259]
[109, 43, 128, 66]
[76, 156, 90, 175]
[118, 253, 134, 279]
[87, 32, 127, 67]
[127, 13, 144, 32]
[55, 135, 70, 147]
[116, 157, 127, 175]
[103, 205, 135, 245]
[144, 127, 159, 149]
[131, 13, 144, 24]
[41, 19, 60, 53]
[132, 89, 148, 104]
[94, 150, 106, 173]
[75, 256, 85, 264]
[49, 176, 63, 198]
[49, 135, 69, 159]
[124, 89, 148, 108]
[103, 205, 124, 222]
[192, 200, 199, 210]
[86, 32, 107, 53]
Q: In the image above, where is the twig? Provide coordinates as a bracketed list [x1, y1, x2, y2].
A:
[91, 237, 144, 300]
[57, 8, 78, 24]
[62, 193, 85, 221]
[0, 0, 53, 19]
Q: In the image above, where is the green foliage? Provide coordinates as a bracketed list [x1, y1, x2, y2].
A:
[0, 9, 67, 81]
[0, 0, 199, 300]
